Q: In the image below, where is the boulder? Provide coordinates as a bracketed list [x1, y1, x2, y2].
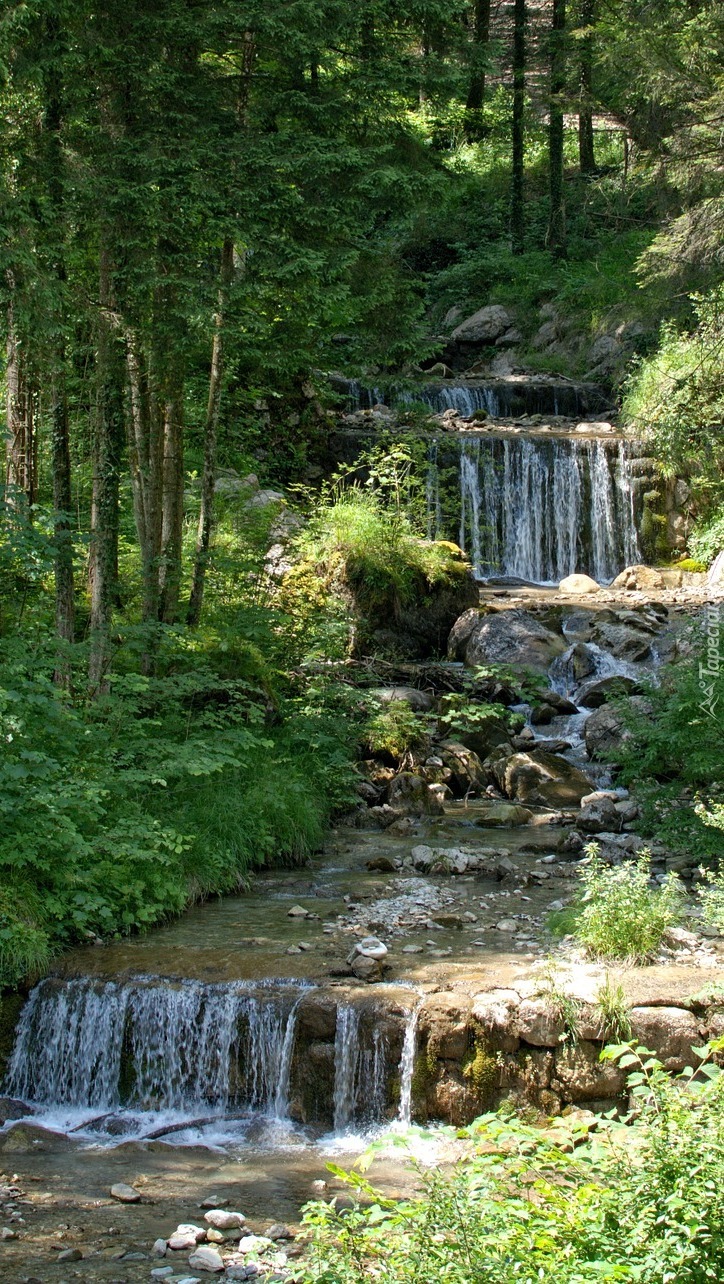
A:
[419, 993, 473, 1060]
[576, 676, 640, 708]
[452, 715, 512, 763]
[577, 797, 623, 834]
[347, 936, 388, 962]
[451, 304, 513, 344]
[595, 623, 652, 662]
[110, 1183, 141, 1203]
[584, 702, 635, 759]
[628, 1006, 703, 1071]
[495, 750, 594, 808]
[188, 1244, 225, 1273]
[168, 1224, 207, 1251]
[559, 574, 601, 595]
[370, 687, 434, 712]
[610, 564, 665, 592]
[474, 802, 533, 827]
[450, 608, 566, 674]
[387, 773, 445, 815]
[552, 1041, 627, 1103]
[437, 742, 486, 796]
[471, 989, 521, 1053]
[516, 998, 565, 1047]
[351, 954, 384, 982]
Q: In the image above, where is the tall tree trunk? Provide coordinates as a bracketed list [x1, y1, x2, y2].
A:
[578, 0, 596, 174]
[43, 16, 75, 669]
[464, 0, 492, 139]
[187, 238, 234, 627]
[158, 386, 184, 624]
[88, 244, 123, 692]
[511, 0, 526, 254]
[547, 0, 567, 258]
[5, 291, 35, 507]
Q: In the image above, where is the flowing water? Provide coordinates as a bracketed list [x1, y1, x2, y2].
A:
[342, 377, 609, 418]
[434, 435, 640, 583]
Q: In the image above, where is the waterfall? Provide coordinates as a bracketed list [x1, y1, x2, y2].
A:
[340, 378, 608, 418]
[452, 435, 640, 584]
[6, 976, 307, 1119]
[332, 1005, 361, 1132]
[397, 1002, 421, 1127]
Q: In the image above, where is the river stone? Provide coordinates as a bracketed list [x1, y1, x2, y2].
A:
[474, 802, 533, 827]
[287, 904, 309, 918]
[450, 608, 566, 674]
[58, 1247, 83, 1261]
[152, 1238, 168, 1256]
[437, 742, 486, 796]
[495, 918, 519, 933]
[451, 304, 513, 343]
[370, 687, 434, 712]
[204, 1210, 246, 1231]
[495, 750, 593, 808]
[578, 797, 622, 834]
[576, 675, 640, 708]
[188, 1244, 225, 1272]
[559, 574, 601, 595]
[266, 1223, 292, 1240]
[387, 772, 445, 815]
[611, 564, 665, 591]
[238, 1234, 272, 1253]
[110, 1182, 141, 1203]
[0, 1097, 31, 1124]
[351, 954, 384, 982]
[584, 701, 635, 758]
[169, 1225, 207, 1250]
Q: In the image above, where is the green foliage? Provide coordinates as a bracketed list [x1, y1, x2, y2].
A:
[613, 648, 724, 863]
[690, 507, 724, 567]
[595, 976, 632, 1043]
[0, 631, 356, 987]
[623, 289, 724, 511]
[574, 845, 683, 962]
[365, 700, 427, 762]
[301, 1039, 724, 1283]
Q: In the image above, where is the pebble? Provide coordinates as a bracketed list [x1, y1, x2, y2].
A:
[401, 944, 423, 953]
[1, 1227, 17, 1240]
[495, 918, 519, 932]
[287, 905, 309, 918]
[110, 1182, 141, 1203]
[205, 1227, 224, 1243]
[151, 1269, 174, 1279]
[204, 1209, 245, 1230]
[57, 1247, 83, 1261]
[200, 1197, 228, 1208]
[152, 1237, 168, 1256]
[238, 1234, 272, 1254]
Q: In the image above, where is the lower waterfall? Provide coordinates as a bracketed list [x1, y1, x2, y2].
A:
[5, 977, 421, 1139]
[429, 435, 640, 583]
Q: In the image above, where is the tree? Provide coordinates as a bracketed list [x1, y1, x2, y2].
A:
[547, 0, 568, 258]
[511, 0, 526, 254]
[577, 0, 596, 174]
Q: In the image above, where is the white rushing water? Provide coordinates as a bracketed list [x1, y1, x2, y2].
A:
[397, 1001, 422, 1127]
[444, 435, 640, 583]
[6, 976, 307, 1121]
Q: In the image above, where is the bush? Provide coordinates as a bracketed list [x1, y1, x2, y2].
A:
[301, 1040, 724, 1283]
[574, 846, 684, 962]
[365, 700, 428, 762]
[690, 505, 724, 566]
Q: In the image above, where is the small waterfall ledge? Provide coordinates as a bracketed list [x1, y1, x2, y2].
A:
[5, 976, 421, 1138]
[428, 434, 641, 584]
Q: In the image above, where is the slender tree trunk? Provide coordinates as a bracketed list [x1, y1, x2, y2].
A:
[187, 238, 234, 627]
[464, 0, 492, 138]
[547, 0, 567, 258]
[511, 0, 526, 254]
[158, 386, 184, 624]
[43, 19, 75, 670]
[5, 292, 35, 507]
[88, 244, 123, 692]
[578, 0, 596, 174]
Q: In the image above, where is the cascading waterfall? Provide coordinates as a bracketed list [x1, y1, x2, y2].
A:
[440, 435, 640, 584]
[340, 379, 607, 419]
[397, 1002, 421, 1127]
[332, 1005, 388, 1132]
[6, 976, 305, 1121]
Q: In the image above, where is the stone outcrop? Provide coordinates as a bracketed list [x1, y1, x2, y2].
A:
[494, 749, 594, 808]
[449, 608, 566, 673]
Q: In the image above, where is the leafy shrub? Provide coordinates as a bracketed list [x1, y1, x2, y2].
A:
[301, 1039, 724, 1283]
[673, 557, 708, 573]
[365, 700, 428, 762]
[574, 845, 684, 962]
[690, 505, 724, 566]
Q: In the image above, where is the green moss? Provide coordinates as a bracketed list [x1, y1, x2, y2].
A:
[462, 1037, 499, 1103]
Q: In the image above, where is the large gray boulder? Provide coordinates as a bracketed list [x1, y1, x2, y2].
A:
[494, 749, 594, 808]
[449, 608, 566, 674]
[576, 675, 641, 708]
[584, 698, 649, 759]
[450, 304, 513, 344]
